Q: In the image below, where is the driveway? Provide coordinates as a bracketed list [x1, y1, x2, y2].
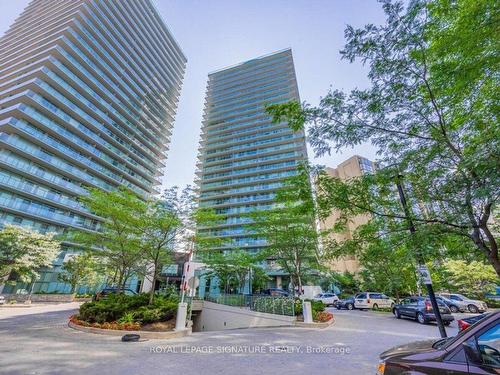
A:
[0, 304, 466, 375]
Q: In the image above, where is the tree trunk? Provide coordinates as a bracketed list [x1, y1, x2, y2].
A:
[149, 272, 156, 305]
[116, 267, 124, 290]
[488, 253, 500, 277]
[296, 274, 303, 296]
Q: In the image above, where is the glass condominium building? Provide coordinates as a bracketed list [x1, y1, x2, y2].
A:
[196, 49, 308, 290]
[0, 0, 186, 293]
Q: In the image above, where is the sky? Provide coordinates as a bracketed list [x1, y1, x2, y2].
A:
[0, 0, 386, 191]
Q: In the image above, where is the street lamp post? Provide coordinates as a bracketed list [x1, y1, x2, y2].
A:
[396, 175, 447, 338]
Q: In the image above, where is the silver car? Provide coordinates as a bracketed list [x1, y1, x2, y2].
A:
[435, 295, 467, 313]
[439, 293, 488, 313]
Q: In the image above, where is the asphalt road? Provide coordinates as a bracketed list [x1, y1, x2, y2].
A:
[0, 303, 471, 375]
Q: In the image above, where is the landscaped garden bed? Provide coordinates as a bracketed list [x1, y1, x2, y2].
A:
[293, 299, 335, 327]
[69, 292, 182, 335]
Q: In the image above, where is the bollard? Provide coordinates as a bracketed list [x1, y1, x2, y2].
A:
[303, 301, 313, 323]
[175, 302, 188, 331]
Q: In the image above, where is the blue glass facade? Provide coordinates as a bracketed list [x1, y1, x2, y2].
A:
[0, 0, 186, 293]
[197, 49, 307, 258]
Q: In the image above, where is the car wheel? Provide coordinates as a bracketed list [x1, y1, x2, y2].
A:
[372, 303, 379, 310]
[347, 303, 354, 310]
[444, 321, 451, 326]
[468, 304, 479, 313]
[394, 309, 401, 319]
[417, 312, 426, 324]
[449, 305, 459, 313]
[336, 306, 341, 310]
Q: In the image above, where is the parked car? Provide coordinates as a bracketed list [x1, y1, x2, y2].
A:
[260, 288, 290, 297]
[354, 292, 395, 310]
[393, 296, 454, 325]
[458, 313, 492, 332]
[313, 292, 339, 306]
[378, 311, 500, 374]
[434, 295, 467, 313]
[93, 287, 137, 301]
[335, 295, 358, 310]
[0, 295, 4, 305]
[439, 293, 488, 313]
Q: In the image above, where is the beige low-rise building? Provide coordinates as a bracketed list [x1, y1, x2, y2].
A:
[319, 155, 377, 274]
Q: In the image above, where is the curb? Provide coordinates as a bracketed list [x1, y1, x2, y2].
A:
[294, 317, 335, 329]
[68, 321, 192, 339]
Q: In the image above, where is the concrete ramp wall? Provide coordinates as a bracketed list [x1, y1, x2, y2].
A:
[193, 301, 295, 332]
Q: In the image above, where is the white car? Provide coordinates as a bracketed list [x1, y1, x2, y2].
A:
[439, 293, 488, 313]
[0, 296, 5, 305]
[354, 292, 395, 310]
[313, 292, 339, 306]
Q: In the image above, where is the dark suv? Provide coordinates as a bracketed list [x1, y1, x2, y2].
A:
[392, 296, 454, 325]
[378, 311, 500, 374]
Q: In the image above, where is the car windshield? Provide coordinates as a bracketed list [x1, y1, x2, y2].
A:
[314, 294, 322, 298]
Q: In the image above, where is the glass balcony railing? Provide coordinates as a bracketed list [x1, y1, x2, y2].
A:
[44, 61, 158, 162]
[0, 170, 88, 213]
[0, 194, 98, 231]
[13, 115, 150, 192]
[0, 151, 86, 195]
[201, 170, 297, 189]
[0, 132, 117, 192]
[204, 142, 300, 164]
[202, 151, 298, 173]
[204, 127, 292, 149]
[203, 160, 296, 181]
[20, 97, 154, 187]
[34, 76, 157, 174]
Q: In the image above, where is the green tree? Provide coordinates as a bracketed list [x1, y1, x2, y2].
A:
[441, 259, 499, 299]
[138, 187, 194, 304]
[0, 225, 60, 284]
[250, 167, 320, 295]
[251, 266, 271, 293]
[58, 252, 99, 293]
[319, 271, 360, 297]
[201, 250, 264, 294]
[67, 187, 145, 289]
[267, 0, 500, 274]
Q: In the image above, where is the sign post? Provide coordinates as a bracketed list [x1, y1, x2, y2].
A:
[396, 176, 447, 338]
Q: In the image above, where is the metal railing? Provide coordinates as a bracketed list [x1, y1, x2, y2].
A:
[204, 293, 295, 316]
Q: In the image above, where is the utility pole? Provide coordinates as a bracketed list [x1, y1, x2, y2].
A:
[396, 175, 447, 338]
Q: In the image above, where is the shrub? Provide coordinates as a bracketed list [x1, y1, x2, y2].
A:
[486, 299, 500, 308]
[77, 293, 177, 324]
[117, 312, 135, 324]
[252, 296, 294, 315]
[294, 298, 325, 316]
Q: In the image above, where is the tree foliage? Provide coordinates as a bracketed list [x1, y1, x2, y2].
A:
[249, 167, 320, 294]
[201, 249, 266, 294]
[267, 0, 500, 274]
[440, 259, 499, 299]
[0, 225, 60, 283]
[58, 252, 100, 293]
[67, 187, 145, 290]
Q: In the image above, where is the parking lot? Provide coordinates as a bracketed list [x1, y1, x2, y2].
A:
[0, 303, 483, 375]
